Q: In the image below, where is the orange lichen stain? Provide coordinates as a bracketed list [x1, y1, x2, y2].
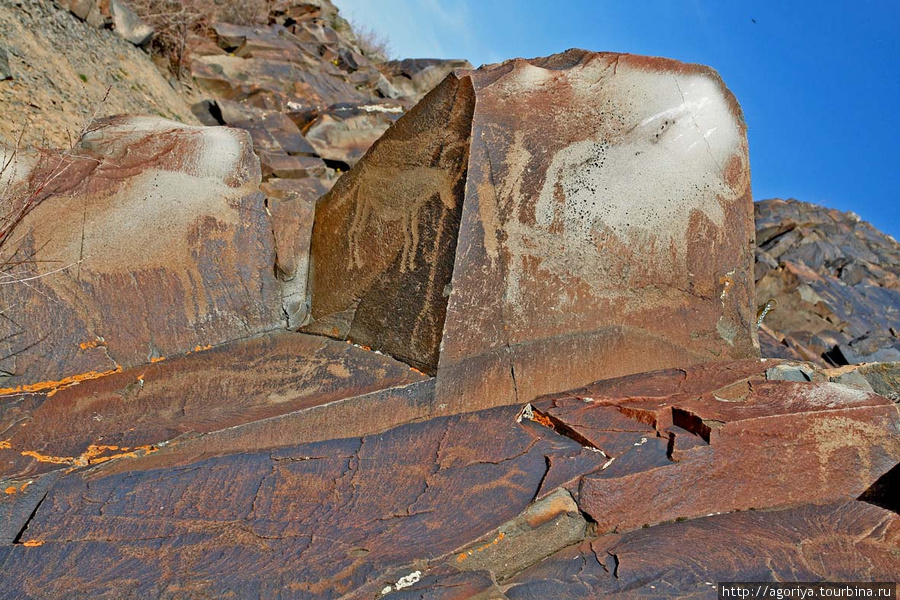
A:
[20, 443, 158, 471]
[0, 440, 11, 450]
[4, 486, 16, 495]
[78, 340, 106, 350]
[0, 366, 123, 397]
[457, 532, 506, 563]
[22, 540, 43, 547]
[530, 411, 555, 429]
[19, 480, 31, 493]
[410, 367, 427, 376]
[192, 345, 213, 352]
[150, 356, 166, 363]
[477, 532, 505, 552]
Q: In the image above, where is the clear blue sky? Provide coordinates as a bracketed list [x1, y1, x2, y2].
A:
[338, 0, 900, 240]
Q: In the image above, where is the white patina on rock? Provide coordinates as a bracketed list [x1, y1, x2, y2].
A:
[534, 61, 743, 273]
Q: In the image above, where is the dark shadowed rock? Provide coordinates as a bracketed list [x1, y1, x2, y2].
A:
[307, 51, 758, 413]
[304, 72, 475, 371]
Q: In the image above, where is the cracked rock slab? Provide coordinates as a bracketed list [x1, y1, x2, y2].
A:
[0, 331, 427, 481]
[502, 501, 900, 599]
[0, 405, 605, 599]
[529, 362, 900, 533]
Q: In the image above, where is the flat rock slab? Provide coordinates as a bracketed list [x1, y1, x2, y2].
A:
[0, 331, 426, 480]
[530, 362, 900, 532]
[0, 405, 605, 599]
[0, 116, 283, 390]
[502, 501, 900, 599]
[307, 50, 758, 413]
[2, 360, 897, 597]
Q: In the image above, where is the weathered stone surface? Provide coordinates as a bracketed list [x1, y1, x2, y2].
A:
[304, 72, 475, 372]
[0, 331, 426, 481]
[2, 360, 897, 597]
[530, 363, 900, 532]
[262, 177, 328, 327]
[0, 46, 11, 80]
[503, 501, 900, 599]
[0, 116, 283, 390]
[304, 101, 405, 167]
[108, 0, 153, 46]
[53, 0, 153, 46]
[307, 51, 758, 409]
[755, 198, 900, 365]
[0, 405, 604, 599]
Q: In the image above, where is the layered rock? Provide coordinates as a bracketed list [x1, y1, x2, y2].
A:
[1, 359, 896, 598]
[307, 50, 759, 410]
[755, 198, 900, 365]
[0, 116, 283, 389]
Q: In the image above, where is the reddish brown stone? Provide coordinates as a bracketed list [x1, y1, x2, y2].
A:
[0, 405, 601, 599]
[503, 501, 900, 599]
[530, 365, 900, 532]
[0, 116, 283, 390]
[0, 332, 427, 480]
[304, 73, 476, 373]
[305, 51, 758, 410]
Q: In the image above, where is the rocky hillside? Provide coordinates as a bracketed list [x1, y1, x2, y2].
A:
[0, 2, 898, 598]
[756, 198, 900, 365]
[0, 0, 197, 148]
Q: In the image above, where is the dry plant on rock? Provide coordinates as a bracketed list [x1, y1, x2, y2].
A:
[351, 22, 393, 63]
[129, 0, 270, 78]
[0, 91, 109, 291]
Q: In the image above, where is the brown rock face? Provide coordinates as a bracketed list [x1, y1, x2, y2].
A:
[307, 51, 758, 407]
[0, 116, 283, 390]
[2, 360, 897, 598]
[305, 73, 476, 372]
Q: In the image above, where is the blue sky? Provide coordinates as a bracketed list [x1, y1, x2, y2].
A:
[338, 0, 900, 239]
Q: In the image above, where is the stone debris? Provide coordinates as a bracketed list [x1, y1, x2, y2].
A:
[53, 0, 154, 45]
[755, 198, 900, 365]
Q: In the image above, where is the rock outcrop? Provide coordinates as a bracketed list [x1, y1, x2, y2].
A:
[53, 0, 154, 46]
[1, 359, 897, 598]
[1, 6, 898, 594]
[0, 116, 283, 390]
[755, 198, 900, 365]
[306, 50, 759, 411]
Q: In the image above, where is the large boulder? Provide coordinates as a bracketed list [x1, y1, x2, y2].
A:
[0, 116, 283, 391]
[306, 50, 759, 411]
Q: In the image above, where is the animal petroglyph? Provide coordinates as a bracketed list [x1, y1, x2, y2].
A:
[346, 153, 465, 273]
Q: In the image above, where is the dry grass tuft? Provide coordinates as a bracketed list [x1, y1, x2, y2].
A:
[128, 0, 270, 78]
